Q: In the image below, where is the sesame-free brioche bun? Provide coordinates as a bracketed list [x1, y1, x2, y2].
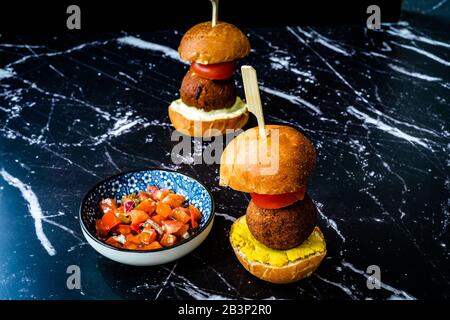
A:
[220, 125, 316, 194]
[230, 217, 326, 284]
[168, 105, 249, 138]
[179, 21, 251, 64]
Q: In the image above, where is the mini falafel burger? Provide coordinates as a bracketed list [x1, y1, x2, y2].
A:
[219, 125, 326, 284]
[168, 21, 251, 137]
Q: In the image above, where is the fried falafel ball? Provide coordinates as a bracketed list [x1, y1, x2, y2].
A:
[246, 195, 317, 250]
[180, 70, 237, 111]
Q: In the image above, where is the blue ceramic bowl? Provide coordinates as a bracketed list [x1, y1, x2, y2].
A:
[79, 169, 215, 266]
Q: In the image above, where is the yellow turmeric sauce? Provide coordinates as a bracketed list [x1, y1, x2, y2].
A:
[231, 217, 326, 267]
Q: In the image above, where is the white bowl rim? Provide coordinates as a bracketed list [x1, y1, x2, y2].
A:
[79, 168, 215, 254]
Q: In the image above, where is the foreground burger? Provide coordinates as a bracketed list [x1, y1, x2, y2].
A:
[220, 125, 326, 283]
[168, 21, 251, 137]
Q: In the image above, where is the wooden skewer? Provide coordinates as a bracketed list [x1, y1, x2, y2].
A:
[209, 0, 219, 27]
[241, 65, 266, 139]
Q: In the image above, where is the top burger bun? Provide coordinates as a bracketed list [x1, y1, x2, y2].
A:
[220, 125, 316, 194]
[179, 21, 251, 64]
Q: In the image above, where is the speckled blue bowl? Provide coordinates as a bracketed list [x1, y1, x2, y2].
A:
[79, 169, 215, 266]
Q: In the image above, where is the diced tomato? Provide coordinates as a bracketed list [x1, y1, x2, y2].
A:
[126, 234, 142, 245]
[105, 237, 122, 248]
[162, 220, 184, 234]
[95, 220, 109, 238]
[172, 207, 191, 224]
[116, 224, 132, 236]
[135, 198, 156, 214]
[142, 241, 163, 250]
[138, 190, 150, 201]
[190, 61, 236, 80]
[101, 210, 121, 232]
[142, 227, 157, 242]
[139, 228, 157, 244]
[189, 205, 202, 221]
[100, 198, 117, 214]
[156, 202, 172, 218]
[130, 210, 149, 226]
[174, 223, 189, 238]
[160, 233, 177, 247]
[250, 186, 306, 209]
[161, 193, 186, 208]
[129, 210, 149, 232]
[147, 185, 170, 201]
[151, 214, 165, 226]
[123, 242, 138, 250]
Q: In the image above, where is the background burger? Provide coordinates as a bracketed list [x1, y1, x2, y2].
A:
[168, 21, 251, 137]
[220, 125, 326, 284]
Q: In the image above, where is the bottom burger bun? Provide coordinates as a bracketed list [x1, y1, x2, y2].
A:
[168, 98, 249, 137]
[230, 216, 326, 284]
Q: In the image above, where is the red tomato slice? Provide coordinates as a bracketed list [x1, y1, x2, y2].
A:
[162, 220, 184, 234]
[190, 61, 236, 80]
[250, 187, 306, 209]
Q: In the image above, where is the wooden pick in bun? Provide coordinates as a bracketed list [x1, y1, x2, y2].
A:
[169, 20, 251, 137]
[230, 217, 326, 284]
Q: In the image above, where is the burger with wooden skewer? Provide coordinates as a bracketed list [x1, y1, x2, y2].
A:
[168, 0, 251, 137]
[220, 66, 327, 284]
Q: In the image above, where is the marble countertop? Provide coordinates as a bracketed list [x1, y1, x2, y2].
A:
[0, 12, 449, 299]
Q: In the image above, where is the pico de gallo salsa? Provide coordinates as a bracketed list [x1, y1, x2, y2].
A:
[95, 185, 203, 250]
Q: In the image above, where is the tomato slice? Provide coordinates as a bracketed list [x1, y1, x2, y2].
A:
[250, 187, 306, 209]
[190, 61, 236, 80]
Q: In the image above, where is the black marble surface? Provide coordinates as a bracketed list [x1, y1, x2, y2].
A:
[0, 11, 449, 299]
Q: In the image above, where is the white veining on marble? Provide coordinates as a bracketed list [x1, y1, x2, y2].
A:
[0, 169, 56, 256]
[342, 261, 417, 300]
[388, 64, 442, 82]
[346, 106, 429, 148]
[260, 85, 322, 115]
[315, 274, 357, 299]
[117, 36, 184, 63]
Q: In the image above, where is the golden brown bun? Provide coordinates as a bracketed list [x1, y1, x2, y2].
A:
[168, 105, 249, 138]
[230, 217, 326, 284]
[220, 125, 316, 194]
[179, 21, 251, 64]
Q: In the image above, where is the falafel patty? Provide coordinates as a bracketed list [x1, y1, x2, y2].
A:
[246, 195, 317, 250]
[180, 70, 237, 111]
